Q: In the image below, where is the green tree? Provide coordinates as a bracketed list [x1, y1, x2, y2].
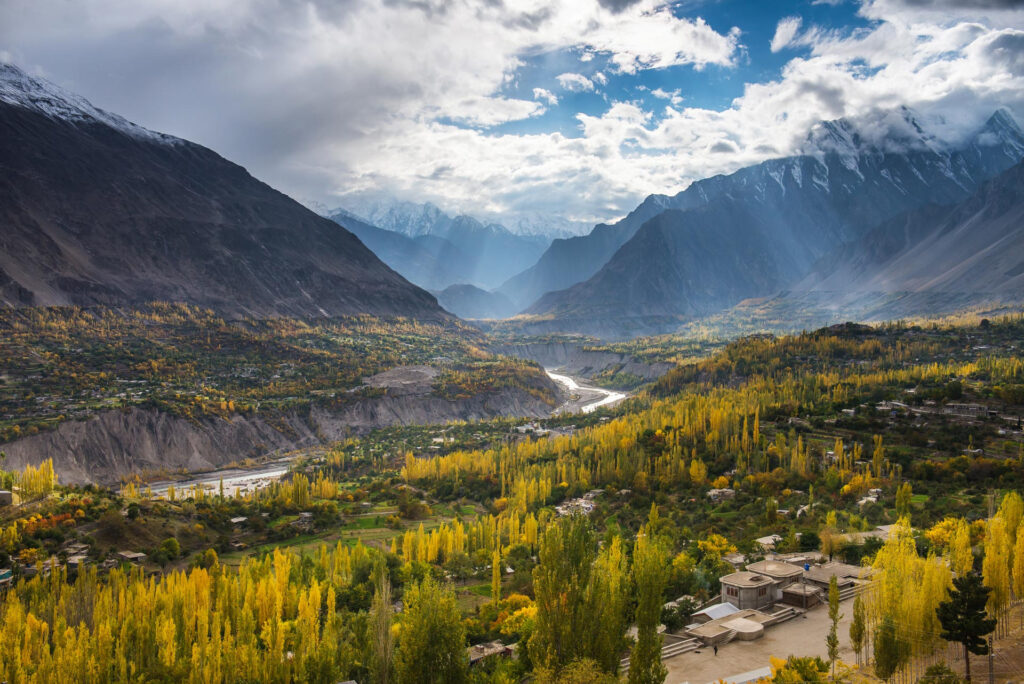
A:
[917, 663, 964, 684]
[534, 658, 619, 684]
[160, 537, 181, 560]
[849, 595, 866, 666]
[874, 614, 907, 682]
[936, 574, 997, 683]
[394, 577, 468, 684]
[826, 575, 842, 678]
[529, 516, 627, 676]
[530, 517, 597, 672]
[588, 535, 629, 674]
[368, 567, 395, 684]
[628, 531, 668, 684]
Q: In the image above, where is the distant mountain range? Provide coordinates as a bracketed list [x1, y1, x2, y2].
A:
[330, 199, 550, 289]
[433, 284, 518, 320]
[516, 107, 1024, 337]
[0, 63, 444, 320]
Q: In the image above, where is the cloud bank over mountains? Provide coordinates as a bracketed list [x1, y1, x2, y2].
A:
[3, 0, 1024, 231]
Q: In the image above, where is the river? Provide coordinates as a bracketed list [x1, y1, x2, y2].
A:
[545, 369, 628, 414]
[146, 373, 625, 496]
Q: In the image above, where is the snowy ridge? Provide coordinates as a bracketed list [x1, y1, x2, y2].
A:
[801, 106, 946, 161]
[0, 63, 179, 144]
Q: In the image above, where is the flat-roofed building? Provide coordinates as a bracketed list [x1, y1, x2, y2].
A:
[745, 559, 804, 590]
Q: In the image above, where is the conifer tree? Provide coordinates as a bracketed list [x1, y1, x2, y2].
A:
[936, 574, 997, 683]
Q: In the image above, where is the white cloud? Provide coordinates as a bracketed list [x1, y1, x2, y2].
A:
[532, 87, 559, 106]
[592, 71, 608, 86]
[440, 96, 545, 127]
[651, 87, 683, 104]
[557, 72, 596, 92]
[1, 0, 1023, 231]
[771, 16, 803, 52]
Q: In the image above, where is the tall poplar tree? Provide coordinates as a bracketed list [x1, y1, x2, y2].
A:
[368, 567, 394, 684]
[491, 549, 502, 603]
[849, 595, 866, 666]
[628, 530, 668, 684]
[826, 576, 842, 678]
[529, 516, 628, 676]
[394, 577, 468, 684]
[874, 614, 906, 682]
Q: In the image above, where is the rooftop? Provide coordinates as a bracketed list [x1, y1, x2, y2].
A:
[720, 571, 773, 588]
[745, 560, 804, 579]
[692, 602, 740, 621]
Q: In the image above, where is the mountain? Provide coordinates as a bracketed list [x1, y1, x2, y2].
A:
[434, 284, 518, 320]
[522, 108, 1024, 337]
[338, 198, 549, 289]
[498, 195, 675, 309]
[795, 157, 1024, 308]
[0, 63, 443, 319]
[326, 208, 471, 291]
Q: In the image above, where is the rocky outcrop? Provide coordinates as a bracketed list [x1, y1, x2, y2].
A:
[492, 341, 673, 384]
[0, 386, 559, 486]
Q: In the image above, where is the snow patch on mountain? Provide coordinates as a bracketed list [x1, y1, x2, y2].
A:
[0, 63, 178, 144]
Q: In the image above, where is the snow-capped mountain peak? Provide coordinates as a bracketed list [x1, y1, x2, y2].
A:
[0, 63, 178, 144]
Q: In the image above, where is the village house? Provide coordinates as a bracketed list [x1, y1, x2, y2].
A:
[117, 551, 147, 564]
[467, 641, 514, 666]
[718, 572, 774, 611]
[707, 487, 736, 502]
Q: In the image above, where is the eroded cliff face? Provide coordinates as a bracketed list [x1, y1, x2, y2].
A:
[0, 387, 557, 485]
[492, 341, 672, 385]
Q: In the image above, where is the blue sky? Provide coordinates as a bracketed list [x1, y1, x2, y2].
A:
[3, 0, 1024, 232]
[491, 0, 872, 139]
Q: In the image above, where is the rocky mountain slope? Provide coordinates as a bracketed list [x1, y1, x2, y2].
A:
[793, 157, 1024, 311]
[0, 63, 443, 319]
[523, 108, 1024, 337]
